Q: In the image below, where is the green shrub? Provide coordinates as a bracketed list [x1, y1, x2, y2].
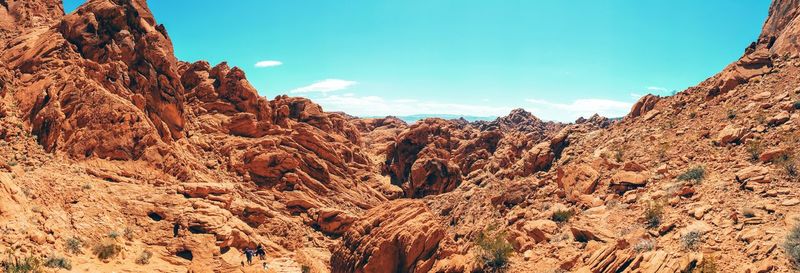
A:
[43, 255, 71, 270]
[474, 225, 513, 272]
[677, 166, 705, 183]
[784, 221, 800, 268]
[644, 201, 663, 228]
[682, 230, 703, 250]
[135, 250, 152, 265]
[746, 140, 762, 162]
[2, 254, 42, 273]
[107, 231, 120, 239]
[65, 237, 82, 254]
[93, 239, 122, 260]
[301, 265, 311, 273]
[793, 100, 800, 110]
[773, 154, 798, 178]
[726, 109, 736, 119]
[551, 210, 573, 223]
[632, 239, 655, 253]
[124, 227, 135, 241]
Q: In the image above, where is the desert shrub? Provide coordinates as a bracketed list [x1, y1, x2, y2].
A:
[93, 239, 122, 260]
[657, 143, 669, 161]
[632, 239, 655, 253]
[681, 230, 703, 250]
[726, 109, 736, 119]
[644, 201, 664, 228]
[773, 154, 798, 178]
[81, 184, 91, 190]
[746, 140, 762, 162]
[613, 145, 625, 162]
[784, 221, 800, 268]
[677, 166, 705, 183]
[43, 255, 71, 270]
[794, 100, 800, 110]
[65, 237, 82, 254]
[551, 210, 573, 223]
[2, 254, 42, 273]
[124, 227, 135, 241]
[107, 231, 120, 239]
[692, 255, 717, 273]
[474, 225, 513, 271]
[688, 112, 697, 119]
[135, 250, 153, 265]
[301, 265, 311, 273]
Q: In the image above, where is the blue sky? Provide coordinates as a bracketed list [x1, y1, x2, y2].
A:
[64, 0, 769, 122]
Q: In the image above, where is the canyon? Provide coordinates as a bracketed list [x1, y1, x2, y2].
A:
[1, 0, 800, 272]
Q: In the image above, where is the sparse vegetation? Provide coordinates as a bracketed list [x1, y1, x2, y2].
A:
[746, 140, 762, 162]
[644, 201, 664, 228]
[124, 227, 135, 241]
[43, 255, 71, 270]
[726, 109, 736, 119]
[135, 250, 153, 265]
[692, 255, 718, 273]
[784, 220, 800, 268]
[613, 145, 625, 162]
[301, 265, 311, 273]
[632, 239, 655, 253]
[681, 230, 703, 250]
[474, 225, 513, 272]
[107, 231, 120, 239]
[93, 239, 122, 260]
[677, 166, 705, 183]
[773, 153, 798, 178]
[793, 100, 800, 110]
[65, 237, 82, 254]
[2, 253, 42, 273]
[688, 112, 696, 119]
[551, 209, 573, 223]
[81, 183, 92, 190]
[657, 143, 669, 162]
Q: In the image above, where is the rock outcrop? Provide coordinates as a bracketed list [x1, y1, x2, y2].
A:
[331, 200, 445, 273]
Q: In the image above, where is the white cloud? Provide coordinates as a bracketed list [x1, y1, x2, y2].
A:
[525, 98, 633, 121]
[314, 94, 513, 117]
[290, 79, 358, 94]
[647, 86, 667, 92]
[630, 92, 644, 99]
[254, 60, 283, 68]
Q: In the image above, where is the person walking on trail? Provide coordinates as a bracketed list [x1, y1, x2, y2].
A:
[243, 247, 255, 265]
[256, 244, 266, 260]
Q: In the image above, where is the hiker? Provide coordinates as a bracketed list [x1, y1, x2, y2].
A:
[243, 247, 255, 265]
[255, 244, 266, 260]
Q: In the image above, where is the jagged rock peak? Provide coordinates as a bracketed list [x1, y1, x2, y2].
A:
[759, 0, 800, 55]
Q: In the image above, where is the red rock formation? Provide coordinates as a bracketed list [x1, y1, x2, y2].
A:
[626, 94, 660, 119]
[331, 200, 445, 273]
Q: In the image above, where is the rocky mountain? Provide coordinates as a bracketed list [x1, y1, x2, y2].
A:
[1, 0, 800, 272]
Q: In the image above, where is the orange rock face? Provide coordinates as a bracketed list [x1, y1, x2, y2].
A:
[331, 200, 445, 273]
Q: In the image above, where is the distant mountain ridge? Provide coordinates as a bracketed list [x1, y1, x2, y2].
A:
[363, 114, 498, 123]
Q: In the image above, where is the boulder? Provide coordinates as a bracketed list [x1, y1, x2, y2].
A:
[331, 200, 445, 273]
[557, 164, 600, 200]
[609, 171, 647, 194]
[715, 125, 746, 145]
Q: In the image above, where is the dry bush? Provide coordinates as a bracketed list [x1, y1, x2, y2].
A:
[93, 239, 122, 260]
[785, 220, 800, 268]
[474, 225, 513, 272]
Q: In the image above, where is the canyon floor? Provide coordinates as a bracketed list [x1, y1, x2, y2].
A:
[2, 0, 800, 272]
